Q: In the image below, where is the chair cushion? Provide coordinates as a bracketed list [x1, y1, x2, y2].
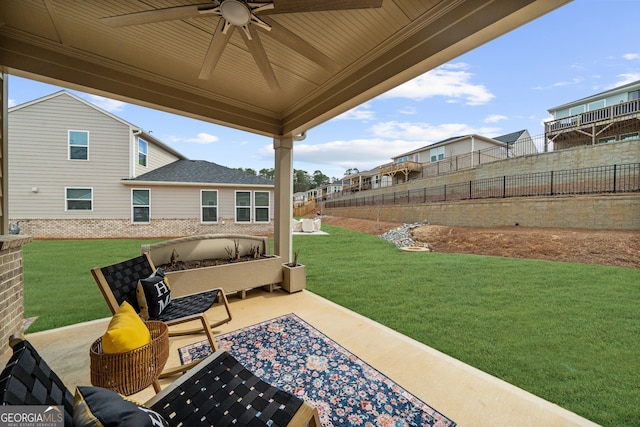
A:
[73, 386, 169, 427]
[101, 301, 151, 354]
[136, 269, 171, 320]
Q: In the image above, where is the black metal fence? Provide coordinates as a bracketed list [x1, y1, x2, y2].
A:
[326, 163, 640, 208]
[418, 134, 543, 179]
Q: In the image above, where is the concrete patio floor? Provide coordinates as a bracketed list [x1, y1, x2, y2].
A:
[0, 289, 599, 427]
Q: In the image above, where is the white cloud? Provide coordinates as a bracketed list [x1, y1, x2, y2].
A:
[484, 114, 508, 123]
[398, 106, 417, 115]
[185, 133, 219, 144]
[370, 121, 499, 141]
[85, 94, 125, 112]
[8, 98, 16, 107]
[609, 73, 640, 88]
[552, 77, 584, 87]
[336, 104, 375, 121]
[623, 53, 640, 60]
[381, 63, 495, 105]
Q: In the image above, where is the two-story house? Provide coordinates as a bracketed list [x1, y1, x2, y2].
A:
[8, 91, 274, 238]
[545, 80, 640, 150]
[380, 130, 531, 184]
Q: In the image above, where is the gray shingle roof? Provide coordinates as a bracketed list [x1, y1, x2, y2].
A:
[128, 160, 274, 186]
[493, 130, 526, 145]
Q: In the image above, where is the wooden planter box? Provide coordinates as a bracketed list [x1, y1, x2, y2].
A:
[142, 234, 283, 298]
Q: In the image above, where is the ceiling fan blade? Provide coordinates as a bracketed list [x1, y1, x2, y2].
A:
[243, 27, 280, 91]
[101, 3, 216, 27]
[261, 0, 383, 15]
[261, 17, 340, 73]
[199, 19, 233, 80]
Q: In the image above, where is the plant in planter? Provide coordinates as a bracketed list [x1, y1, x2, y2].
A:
[282, 250, 306, 293]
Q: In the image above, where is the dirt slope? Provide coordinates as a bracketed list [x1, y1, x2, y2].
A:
[319, 216, 640, 269]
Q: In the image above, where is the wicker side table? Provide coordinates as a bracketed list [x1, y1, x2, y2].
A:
[90, 321, 169, 395]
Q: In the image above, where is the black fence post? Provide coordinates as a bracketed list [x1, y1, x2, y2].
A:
[613, 164, 617, 193]
[503, 176, 506, 198]
[469, 181, 472, 199]
[444, 184, 447, 202]
[550, 171, 554, 196]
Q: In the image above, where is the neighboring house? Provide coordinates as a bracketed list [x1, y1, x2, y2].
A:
[545, 80, 640, 150]
[381, 133, 513, 184]
[342, 168, 391, 193]
[8, 91, 274, 238]
[314, 181, 345, 201]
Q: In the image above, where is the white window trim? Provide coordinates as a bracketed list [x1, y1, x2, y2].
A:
[65, 187, 93, 211]
[138, 138, 148, 167]
[200, 189, 219, 223]
[254, 191, 270, 224]
[235, 190, 252, 223]
[68, 130, 89, 161]
[131, 188, 151, 224]
[430, 146, 445, 162]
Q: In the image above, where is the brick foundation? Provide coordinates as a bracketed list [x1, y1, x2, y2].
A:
[6, 218, 274, 239]
[0, 235, 31, 353]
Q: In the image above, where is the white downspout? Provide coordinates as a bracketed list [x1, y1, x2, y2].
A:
[132, 129, 142, 178]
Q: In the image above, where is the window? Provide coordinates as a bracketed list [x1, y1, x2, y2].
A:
[620, 132, 639, 141]
[69, 130, 89, 160]
[201, 190, 218, 223]
[235, 191, 251, 222]
[430, 146, 444, 162]
[66, 188, 92, 210]
[597, 136, 616, 144]
[132, 189, 150, 223]
[396, 156, 409, 163]
[138, 139, 148, 167]
[588, 100, 605, 111]
[254, 191, 270, 223]
[629, 90, 640, 101]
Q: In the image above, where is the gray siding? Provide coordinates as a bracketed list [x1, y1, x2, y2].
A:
[134, 138, 180, 177]
[139, 186, 274, 222]
[8, 93, 133, 218]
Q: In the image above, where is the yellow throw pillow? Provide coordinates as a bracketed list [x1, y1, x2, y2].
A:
[102, 301, 151, 354]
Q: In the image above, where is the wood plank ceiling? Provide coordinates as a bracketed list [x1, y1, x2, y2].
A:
[0, 0, 571, 137]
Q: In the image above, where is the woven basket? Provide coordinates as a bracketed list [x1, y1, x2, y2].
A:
[90, 321, 169, 395]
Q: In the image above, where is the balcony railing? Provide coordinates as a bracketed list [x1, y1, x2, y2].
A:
[546, 99, 640, 134]
[380, 161, 422, 176]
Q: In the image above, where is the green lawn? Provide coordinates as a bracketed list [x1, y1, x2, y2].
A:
[21, 227, 640, 426]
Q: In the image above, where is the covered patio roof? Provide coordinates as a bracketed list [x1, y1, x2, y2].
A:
[0, 0, 571, 256]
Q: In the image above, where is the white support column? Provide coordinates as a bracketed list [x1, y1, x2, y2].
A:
[1, 73, 7, 234]
[273, 135, 294, 262]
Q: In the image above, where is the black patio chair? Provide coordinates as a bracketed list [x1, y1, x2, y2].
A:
[0, 338, 320, 427]
[91, 253, 232, 377]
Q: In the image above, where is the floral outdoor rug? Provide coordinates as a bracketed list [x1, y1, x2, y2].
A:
[178, 313, 456, 427]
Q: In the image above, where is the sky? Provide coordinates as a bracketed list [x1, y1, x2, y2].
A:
[7, 0, 640, 181]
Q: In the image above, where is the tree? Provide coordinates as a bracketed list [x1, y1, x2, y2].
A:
[236, 167, 257, 175]
[312, 170, 330, 188]
[344, 168, 359, 176]
[259, 168, 275, 180]
[293, 169, 311, 193]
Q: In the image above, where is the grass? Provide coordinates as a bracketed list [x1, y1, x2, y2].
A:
[22, 239, 161, 332]
[20, 227, 640, 426]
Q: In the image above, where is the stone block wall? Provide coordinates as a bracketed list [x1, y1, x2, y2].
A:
[9, 218, 274, 239]
[324, 194, 640, 230]
[0, 235, 31, 352]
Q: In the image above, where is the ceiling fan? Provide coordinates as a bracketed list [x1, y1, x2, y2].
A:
[101, 0, 383, 90]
